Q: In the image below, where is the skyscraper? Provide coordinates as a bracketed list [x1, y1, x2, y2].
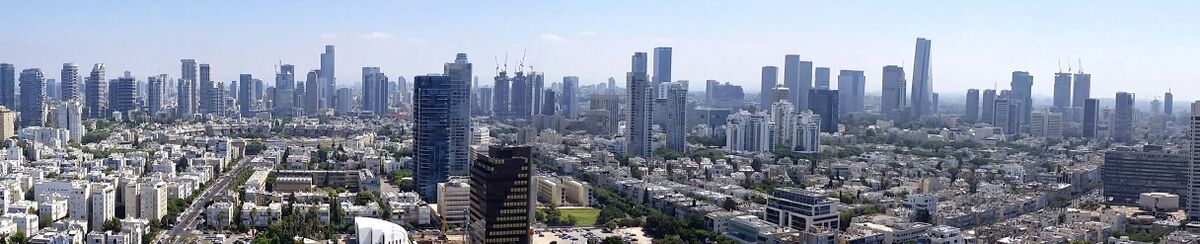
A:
[1188, 102, 1200, 221]
[626, 52, 653, 157]
[1029, 110, 1063, 138]
[760, 66, 778, 109]
[982, 89, 997, 124]
[19, 69, 45, 127]
[531, 73, 544, 118]
[304, 70, 323, 115]
[110, 72, 138, 115]
[1114, 92, 1135, 143]
[561, 76, 579, 119]
[808, 89, 839, 133]
[467, 146, 533, 244]
[540, 90, 557, 116]
[238, 74, 253, 117]
[54, 101, 84, 143]
[725, 111, 769, 152]
[413, 54, 473, 203]
[178, 60, 197, 118]
[965, 89, 980, 123]
[837, 70, 865, 115]
[147, 75, 164, 116]
[770, 101, 795, 149]
[652, 47, 672, 95]
[783, 56, 813, 110]
[994, 98, 1017, 135]
[492, 72, 510, 116]
[274, 64, 296, 116]
[910, 38, 933, 117]
[199, 64, 214, 114]
[321, 45, 336, 108]
[880, 65, 906, 118]
[1052, 72, 1071, 109]
[60, 63, 80, 101]
[510, 72, 530, 118]
[1011, 71, 1034, 125]
[814, 67, 831, 90]
[665, 82, 687, 153]
[1165, 91, 1174, 116]
[361, 67, 386, 114]
[1072, 72, 1091, 108]
[1083, 98, 1099, 138]
[0, 63, 13, 110]
[84, 64, 108, 118]
[792, 109, 820, 154]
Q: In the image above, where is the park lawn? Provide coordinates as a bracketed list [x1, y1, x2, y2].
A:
[558, 208, 600, 226]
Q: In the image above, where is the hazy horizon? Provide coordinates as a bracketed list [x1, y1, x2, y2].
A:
[3, 1, 1196, 101]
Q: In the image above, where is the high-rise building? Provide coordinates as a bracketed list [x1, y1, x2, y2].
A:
[932, 93, 940, 114]
[1103, 145, 1188, 207]
[1165, 91, 1174, 116]
[540, 90, 557, 116]
[46, 79, 59, 101]
[837, 70, 865, 115]
[783, 56, 813, 110]
[725, 111, 769, 152]
[320, 45, 337, 109]
[335, 88, 353, 116]
[770, 101, 795, 149]
[238, 74, 254, 117]
[808, 89, 839, 133]
[1053, 72, 1072, 109]
[274, 64, 296, 116]
[89, 183, 115, 232]
[304, 70, 323, 116]
[561, 76, 579, 119]
[467, 146, 533, 244]
[764, 188, 839, 232]
[965, 89, 980, 123]
[664, 82, 687, 153]
[880, 65, 906, 118]
[19, 69, 46, 127]
[361, 67, 390, 114]
[477, 87, 493, 115]
[1011, 71, 1034, 125]
[412, 54, 473, 202]
[994, 98, 1018, 135]
[530, 73, 544, 118]
[760, 66, 778, 109]
[1083, 98, 1099, 138]
[910, 38, 933, 117]
[1072, 72, 1091, 108]
[110, 72, 138, 115]
[769, 84, 789, 105]
[492, 72, 510, 116]
[590, 95, 621, 135]
[60, 63, 80, 101]
[53, 101, 84, 143]
[1151, 99, 1162, 115]
[84, 64, 107, 118]
[0, 64, 14, 110]
[1188, 102, 1200, 221]
[652, 47, 672, 95]
[982, 89, 997, 124]
[1029, 110, 1063, 138]
[814, 67, 831, 90]
[198, 64, 215, 114]
[510, 72, 530, 118]
[626, 52, 653, 157]
[177, 60, 197, 119]
[1114, 92, 1135, 143]
[792, 109, 821, 154]
[146, 76, 164, 116]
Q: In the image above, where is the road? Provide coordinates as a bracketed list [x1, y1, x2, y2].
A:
[156, 157, 253, 243]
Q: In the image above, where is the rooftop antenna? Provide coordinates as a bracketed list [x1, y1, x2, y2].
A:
[1058, 59, 1063, 73]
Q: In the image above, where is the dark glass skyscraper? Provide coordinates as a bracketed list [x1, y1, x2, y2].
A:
[808, 89, 839, 133]
[1072, 72, 1091, 108]
[1165, 91, 1174, 116]
[910, 38, 933, 117]
[965, 89, 980, 123]
[468, 146, 533, 244]
[1053, 72, 1072, 109]
[814, 67, 830, 90]
[492, 72, 510, 116]
[0, 63, 15, 110]
[147, 75, 164, 115]
[1114, 92, 1135, 143]
[981, 89, 996, 124]
[561, 76, 579, 119]
[238, 74, 254, 117]
[60, 63, 80, 101]
[760, 66, 778, 109]
[1083, 98, 1099, 138]
[85, 64, 108, 118]
[321, 45, 336, 109]
[836, 70, 865, 115]
[784, 55, 813, 110]
[413, 54, 472, 202]
[880, 65, 906, 118]
[110, 72, 138, 115]
[1011, 71, 1034, 126]
[19, 69, 45, 127]
[665, 82, 687, 153]
[652, 47, 672, 94]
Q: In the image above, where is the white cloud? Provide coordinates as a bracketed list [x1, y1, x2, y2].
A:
[360, 31, 394, 40]
[575, 31, 597, 37]
[540, 34, 567, 43]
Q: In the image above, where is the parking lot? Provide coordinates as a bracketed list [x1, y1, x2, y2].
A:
[531, 227, 653, 244]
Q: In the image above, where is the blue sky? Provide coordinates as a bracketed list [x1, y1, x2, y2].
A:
[1, 1, 1196, 101]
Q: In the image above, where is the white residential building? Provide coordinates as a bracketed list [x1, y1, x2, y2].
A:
[436, 177, 470, 225]
[89, 183, 116, 232]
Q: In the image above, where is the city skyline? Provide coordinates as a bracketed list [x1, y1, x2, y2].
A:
[2, 1, 1196, 101]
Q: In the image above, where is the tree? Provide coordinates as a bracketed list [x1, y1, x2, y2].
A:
[245, 141, 267, 155]
[601, 236, 624, 244]
[721, 197, 739, 211]
[102, 218, 122, 232]
[8, 230, 25, 244]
